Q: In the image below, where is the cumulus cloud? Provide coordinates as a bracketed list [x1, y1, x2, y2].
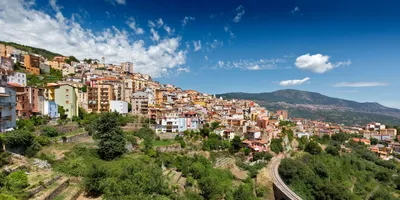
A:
[223, 25, 235, 39]
[150, 28, 160, 41]
[192, 40, 201, 51]
[214, 58, 284, 70]
[126, 17, 144, 35]
[148, 20, 156, 28]
[295, 53, 350, 73]
[333, 82, 388, 87]
[182, 16, 195, 28]
[157, 18, 163, 28]
[279, 77, 310, 86]
[0, 0, 186, 78]
[163, 25, 175, 35]
[233, 5, 245, 23]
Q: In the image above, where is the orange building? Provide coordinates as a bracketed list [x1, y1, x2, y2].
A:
[24, 54, 40, 75]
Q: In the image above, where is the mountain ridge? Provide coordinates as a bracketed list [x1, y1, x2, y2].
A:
[217, 89, 400, 125]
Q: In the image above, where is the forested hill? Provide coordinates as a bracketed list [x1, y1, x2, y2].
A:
[217, 89, 400, 125]
[0, 41, 62, 60]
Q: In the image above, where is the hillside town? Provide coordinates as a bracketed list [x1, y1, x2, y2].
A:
[1, 43, 399, 161]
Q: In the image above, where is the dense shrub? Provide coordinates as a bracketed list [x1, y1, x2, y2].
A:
[41, 126, 60, 137]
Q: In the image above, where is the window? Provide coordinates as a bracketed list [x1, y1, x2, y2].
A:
[65, 109, 69, 112]
[66, 89, 69, 92]
[66, 101, 69, 104]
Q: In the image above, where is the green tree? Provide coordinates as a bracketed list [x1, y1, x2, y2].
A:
[370, 138, 379, 145]
[229, 136, 242, 153]
[58, 106, 67, 120]
[94, 112, 126, 160]
[305, 141, 322, 155]
[210, 122, 220, 130]
[270, 138, 283, 154]
[84, 164, 108, 194]
[234, 184, 256, 200]
[325, 145, 339, 156]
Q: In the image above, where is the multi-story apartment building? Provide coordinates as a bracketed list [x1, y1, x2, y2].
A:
[78, 91, 88, 111]
[45, 83, 79, 118]
[12, 86, 44, 119]
[24, 54, 40, 75]
[131, 91, 149, 116]
[7, 72, 27, 86]
[62, 66, 75, 76]
[0, 56, 14, 71]
[121, 62, 133, 73]
[14, 86, 31, 119]
[156, 112, 179, 133]
[0, 44, 14, 58]
[0, 86, 16, 131]
[87, 84, 114, 113]
[43, 100, 58, 118]
[110, 100, 128, 114]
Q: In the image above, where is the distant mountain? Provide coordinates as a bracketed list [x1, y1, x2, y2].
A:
[217, 89, 400, 125]
[0, 41, 62, 60]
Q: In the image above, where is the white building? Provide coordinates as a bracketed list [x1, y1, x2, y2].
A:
[110, 100, 128, 114]
[62, 66, 75, 76]
[7, 72, 26, 86]
[156, 113, 179, 133]
[0, 87, 16, 131]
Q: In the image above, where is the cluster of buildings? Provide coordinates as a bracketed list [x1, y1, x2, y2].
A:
[0, 43, 399, 160]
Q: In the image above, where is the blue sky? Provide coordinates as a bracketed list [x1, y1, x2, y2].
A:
[1, 0, 400, 108]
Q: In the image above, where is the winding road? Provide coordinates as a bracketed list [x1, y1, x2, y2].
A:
[270, 154, 303, 200]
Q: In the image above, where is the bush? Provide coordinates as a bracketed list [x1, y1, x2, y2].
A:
[35, 136, 51, 146]
[42, 126, 60, 137]
[305, 141, 322, 155]
[253, 152, 272, 162]
[5, 130, 41, 156]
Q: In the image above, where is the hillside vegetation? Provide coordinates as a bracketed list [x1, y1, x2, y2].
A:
[279, 136, 400, 200]
[0, 41, 62, 60]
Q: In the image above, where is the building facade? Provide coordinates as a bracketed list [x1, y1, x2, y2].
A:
[7, 72, 26, 87]
[110, 100, 128, 114]
[24, 54, 40, 75]
[0, 86, 16, 131]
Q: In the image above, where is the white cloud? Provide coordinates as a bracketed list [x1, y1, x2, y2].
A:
[192, 40, 201, 51]
[177, 67, 190, 73]
[115, 0, 126, 4]
[223, 25, 235, 39]
[150, 28, 160, 41]
[218, 61, 224, 67]
[291, 6, 300, 14]
[233, 5, 245, 23]
[126, 17, 144, 35]
[148, 20, 156, 28]
[335, 60, 352, 67]
[295, 54, 332, 73]
[182, 16, 195, 28]
[333, 82, 388, 87]
[207, 39, 223, 49]
[106, 0, 126, 5]
[0, 0, 186, 78]
[205, 56, 208, 60]
[247, 65, 261, 70]
[157, 18, 163, 28]
[163, 25, 175, 35]
[214, 58, 284, 70]
[279, 77, 310, 86]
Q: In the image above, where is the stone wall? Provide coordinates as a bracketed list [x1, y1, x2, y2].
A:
[44, 178, 70, 200]
[28, 175, 61, 197]
[59, 133, 89, 143]
[156, 144, 183, 153]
